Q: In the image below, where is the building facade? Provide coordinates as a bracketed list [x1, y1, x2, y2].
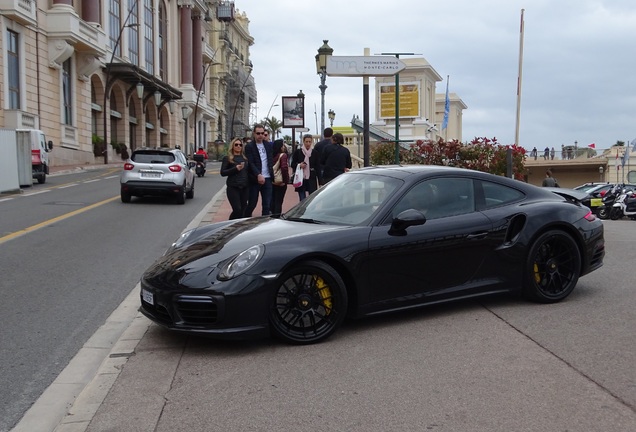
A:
[0, 0, 254, 166]
[372, 58, 466, 144]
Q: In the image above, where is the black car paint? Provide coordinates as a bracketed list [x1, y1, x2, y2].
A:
[139, 166, 605, 341]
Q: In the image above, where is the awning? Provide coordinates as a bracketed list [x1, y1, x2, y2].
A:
[104, 63, 182, 101]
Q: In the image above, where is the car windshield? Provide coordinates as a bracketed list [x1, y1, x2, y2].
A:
[283, 172, 403, 225]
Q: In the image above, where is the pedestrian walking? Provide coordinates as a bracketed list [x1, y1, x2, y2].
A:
[543, 147, 550, 160]
[531, 147, 538, 160]
[271, 139, 290, 214]
[220, 137, 249, 219]
[550, 147, 555, 160]
[313, 127, 333, 185]
[541, 170, 560, 187]
[291, 134, 319, 200]
[320, 132, 351, 184]
[244, 124, 274, 216]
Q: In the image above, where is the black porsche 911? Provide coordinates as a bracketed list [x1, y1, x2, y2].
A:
[139, 166, 605, 344]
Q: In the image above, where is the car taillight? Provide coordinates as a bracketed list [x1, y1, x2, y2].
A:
[600, 190, 606, 197]
[584, 210, 596, 221]
[169, 165, 182, 172]
[124, 163, 134, 170]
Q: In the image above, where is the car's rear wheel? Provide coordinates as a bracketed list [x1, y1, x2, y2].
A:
[597, 206, 609, 219]
[121, 190, 131, 203]
[524, 230, 581, 303]
[175, 184, 186, 204]
[269, 260, 347, 344]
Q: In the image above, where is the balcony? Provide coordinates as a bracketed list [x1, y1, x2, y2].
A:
[203, 42, 216, 64]
[0, 0, 37, 26]
[47, 7, 107, 57]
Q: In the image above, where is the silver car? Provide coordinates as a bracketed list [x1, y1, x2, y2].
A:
[120, 148, 195, 204]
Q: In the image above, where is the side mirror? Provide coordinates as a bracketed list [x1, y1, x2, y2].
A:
[388, 209, 426, 236]
[188, 161, 196, 169]
[47, 140, 53, 151]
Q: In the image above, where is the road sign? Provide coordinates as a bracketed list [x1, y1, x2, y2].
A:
[326, 56, 406, 77]
[295, 127, 310, 132]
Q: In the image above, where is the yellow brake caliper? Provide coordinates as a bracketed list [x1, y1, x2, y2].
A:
[533, 262, 541, 283]
[314, 276, 332, 314]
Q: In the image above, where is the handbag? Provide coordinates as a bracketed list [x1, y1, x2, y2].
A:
[272, 156, 284, 186]
[293, 164, 304, 188]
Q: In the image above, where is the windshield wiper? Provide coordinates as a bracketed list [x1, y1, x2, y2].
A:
[284, 216, 326, 224]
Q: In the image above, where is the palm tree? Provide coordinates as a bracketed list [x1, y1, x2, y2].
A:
[262, 116, 283, 138]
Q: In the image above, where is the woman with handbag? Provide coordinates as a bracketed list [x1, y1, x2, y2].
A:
[290, 134, 319, 201]
[220, 137, 249, 219]
[271, 139, 290, 214]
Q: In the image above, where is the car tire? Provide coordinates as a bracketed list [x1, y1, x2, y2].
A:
[523, 230, 581, 303]
[597, 206, 609, 219]
[121, 190, 131, 203]
[269, 260, 348, 345]
[186, 179, 194, 199]
[175, 184, 186, 204]
[37, 174, 46, 184]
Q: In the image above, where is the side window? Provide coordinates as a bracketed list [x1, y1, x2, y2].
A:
[391, 177, 474, 220]
[479, 181, 525, 209]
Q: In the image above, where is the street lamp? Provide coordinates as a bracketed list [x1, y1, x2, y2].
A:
[328, 109, 335, 127]
[103, 12, 140, 164]
[315, 40, 333, 138]
[599, 166, 604, 182]
[182, 105, 192, 154]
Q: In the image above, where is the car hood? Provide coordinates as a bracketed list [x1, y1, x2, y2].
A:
[144, 217, 350, 277]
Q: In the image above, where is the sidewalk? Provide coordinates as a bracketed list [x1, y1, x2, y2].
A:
[13, 163, 302, 432]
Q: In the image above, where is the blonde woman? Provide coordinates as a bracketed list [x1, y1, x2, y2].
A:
[220, 137, 249, 219]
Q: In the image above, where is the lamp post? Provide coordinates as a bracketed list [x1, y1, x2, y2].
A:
[328, 109, 335, 127]
[182, 105, 192, 154]
[292, 90, 305, 152]
[103, 8, 140, 164]
[315, 40, 333, 138]
[599, 166, 604, 182]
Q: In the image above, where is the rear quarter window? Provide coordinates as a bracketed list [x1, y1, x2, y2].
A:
[479, 181, 525, 209]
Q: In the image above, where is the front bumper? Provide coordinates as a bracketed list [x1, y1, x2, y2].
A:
[139, 276, 271, 340]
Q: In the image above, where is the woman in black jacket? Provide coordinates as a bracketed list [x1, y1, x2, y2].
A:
[220, 137, 249, 219]
[320, 132, 351, 184]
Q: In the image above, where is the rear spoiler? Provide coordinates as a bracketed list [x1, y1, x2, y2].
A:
[544, 187, 588, 203]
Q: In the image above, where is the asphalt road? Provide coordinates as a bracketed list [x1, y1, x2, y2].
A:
[0, 164, 225, 432]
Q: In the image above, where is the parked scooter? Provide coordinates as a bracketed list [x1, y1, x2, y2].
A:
[597, 184, 622, 219]
[193, 154, 206, 177]
[610, 189, 636, 220]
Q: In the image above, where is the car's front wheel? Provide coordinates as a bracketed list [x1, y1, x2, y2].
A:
[524, 230, 581, 303]
[269, 260, 347, 344]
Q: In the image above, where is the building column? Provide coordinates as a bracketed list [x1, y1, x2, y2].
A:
[180, 5, 193, 85]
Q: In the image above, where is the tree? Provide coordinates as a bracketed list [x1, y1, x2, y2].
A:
[262, 116, 282, 138]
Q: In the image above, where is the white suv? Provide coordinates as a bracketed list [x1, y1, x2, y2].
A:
[120, 148, 195, 204]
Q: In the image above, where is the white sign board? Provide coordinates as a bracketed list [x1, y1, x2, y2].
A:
[295, 127, 310, 132]
[326, 56, 406, 77]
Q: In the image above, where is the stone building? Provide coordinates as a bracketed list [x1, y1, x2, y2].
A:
[0, 0, 255, 166]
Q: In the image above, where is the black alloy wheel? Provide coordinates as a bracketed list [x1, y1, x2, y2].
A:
[524, 230, 581, 303]
[597, 206, 609, 220]
[269, 260, 347, 344]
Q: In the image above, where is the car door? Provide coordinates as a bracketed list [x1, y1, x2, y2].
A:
[362, 177, 494, 309]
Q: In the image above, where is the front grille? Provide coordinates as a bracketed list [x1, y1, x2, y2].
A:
[175, 295, 219, 326]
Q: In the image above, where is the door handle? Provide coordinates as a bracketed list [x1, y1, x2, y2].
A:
[467, 232, 488, 240]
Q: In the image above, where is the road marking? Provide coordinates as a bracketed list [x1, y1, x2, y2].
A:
[84, 179, 102, 183]
[22, 190, 51, 196]
[0, 196, 119, 245]
[104, 175, 119, 179]
[0, 197, 14, 203]
[58, 183, 79, 189]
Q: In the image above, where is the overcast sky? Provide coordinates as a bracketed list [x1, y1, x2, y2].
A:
[239, 0, 636, 151]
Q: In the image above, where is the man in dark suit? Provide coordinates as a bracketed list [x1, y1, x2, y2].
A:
[313, 127, 333, 186]
[244, 124, 274, 216]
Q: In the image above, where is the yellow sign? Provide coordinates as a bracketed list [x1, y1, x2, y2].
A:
[379, 83, 420, 118]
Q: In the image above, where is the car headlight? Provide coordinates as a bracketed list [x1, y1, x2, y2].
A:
[218, 244, 264, 281]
